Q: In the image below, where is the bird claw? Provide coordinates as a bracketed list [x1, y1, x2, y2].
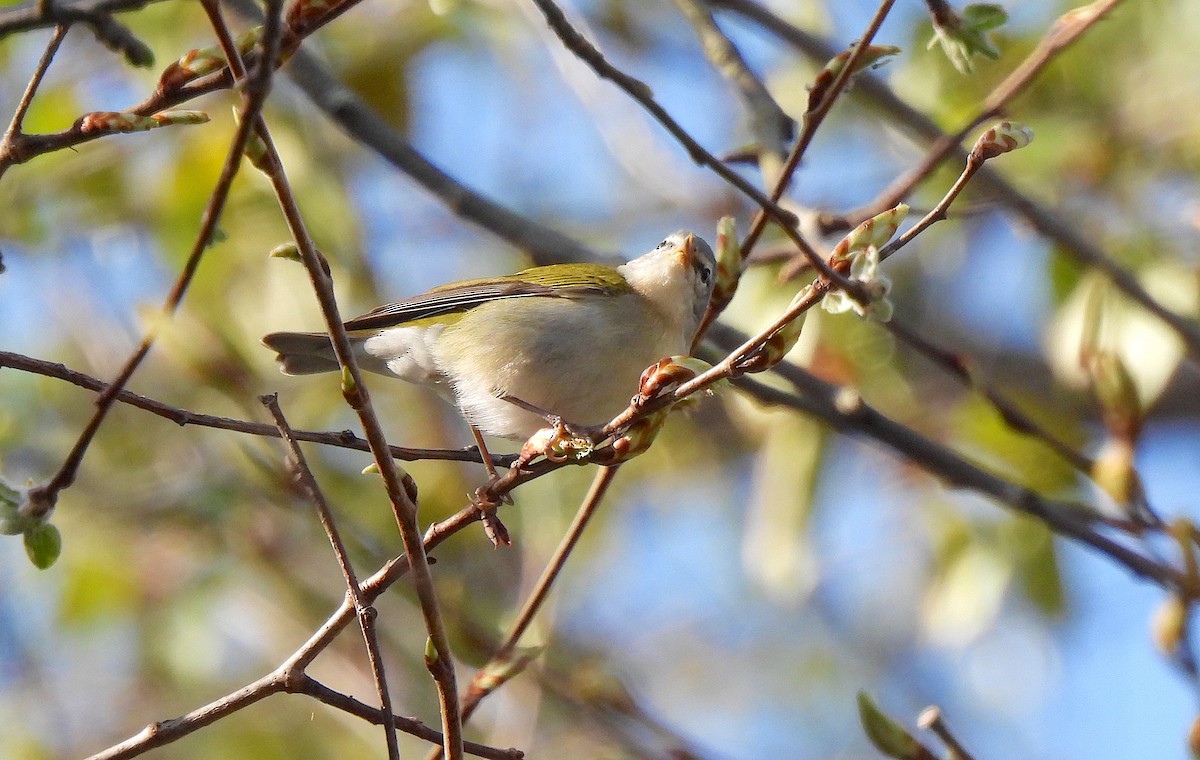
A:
[516, 418, 597, 465]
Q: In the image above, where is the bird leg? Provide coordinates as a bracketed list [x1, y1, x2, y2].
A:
[499, 394, 597, 441]
[468, 423, 511, 547]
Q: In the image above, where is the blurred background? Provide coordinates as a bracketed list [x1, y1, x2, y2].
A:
[2, 0, 1199, 757]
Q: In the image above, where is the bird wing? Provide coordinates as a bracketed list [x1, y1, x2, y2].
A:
[342, 263, 630, 332]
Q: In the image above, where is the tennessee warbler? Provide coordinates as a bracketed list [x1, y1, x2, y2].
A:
[263, 230, 716, 441]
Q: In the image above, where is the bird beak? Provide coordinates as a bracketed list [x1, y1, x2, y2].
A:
[674, 232, 697, 266]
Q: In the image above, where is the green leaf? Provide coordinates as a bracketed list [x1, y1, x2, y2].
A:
[0, 478, 20, 506]
[0, 506, 27, 536]
[24, 522, 62, 569]
[928, 3, 1008, 74]
[0, 481, 29, 535]
[269, 242, 303, 262]
[963, 4, 1008, 32]
[857, 691, 929, 760]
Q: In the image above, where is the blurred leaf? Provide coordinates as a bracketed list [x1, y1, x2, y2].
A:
[741, 415, 824, 600]
[923, 538, 1011, 647]
[1003, 519, 1065, 617]
[857, 691, 932, 760]
[950, 394, 1079, 496]
[24, 522, 62, 569]
[1047, 267, 1197, 407]
[927, 3, 1008, 74]
[1151, 595, 1187, 656]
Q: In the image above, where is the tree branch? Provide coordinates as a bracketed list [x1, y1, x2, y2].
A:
[262, 393, 400, 760]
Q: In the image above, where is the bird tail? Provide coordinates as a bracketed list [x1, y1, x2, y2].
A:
[262, 331, 391, 376]
[262, 331, 341, 375]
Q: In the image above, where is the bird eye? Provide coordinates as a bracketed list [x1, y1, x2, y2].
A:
[698, 265, 712, 285]
[657, 238, 672, 250]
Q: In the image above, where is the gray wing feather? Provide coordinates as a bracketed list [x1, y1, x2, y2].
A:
[343, 279, 595, 331]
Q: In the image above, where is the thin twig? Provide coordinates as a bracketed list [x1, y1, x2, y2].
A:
[671, 0, 793, 180]
[696, 0, 896, 339]
[0, 349, 509, 464]
[918, 706, 976, 760]
[219, 0, 600, 265]
[529, 0, 794, 225]
[529, 0, 862, 306]
[203, 0, 462, 755]
[243, 56, 468, 760]
[298, 677, 525, 760]
[844, 0, 1126, 227]
[737, 0, 897, 259]
[0, 0, 159, 39]
[21, 0, 280, 519]
[0, 23, 68, 160]
[882, 320, 1091, 473]
[711, 0, 1200, 358]
[0, 0, 374, 172]
[261, 393, 400, 760]
[706, 323, 1183, 591]
[84, 671, 289, 760]
[85, 495, 489, 758]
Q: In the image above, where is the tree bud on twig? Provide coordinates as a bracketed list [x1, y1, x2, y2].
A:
[76, 110, 210, 135]
[1086, 350, 1142, 440]
[637, 356, 713, 404]
[809, 44, 900, 112]
[831, 204, 909, 262]
[1150, 595, 1188, 656]
[970, 121, 1034, 161]
[602, 409, 669, 464]
[711, 216, 742, 311]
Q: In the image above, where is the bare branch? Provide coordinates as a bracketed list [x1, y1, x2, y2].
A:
[704, 322, 1184, 591]
[299, 677, 525, 760]
[84, 671, 288, 760]
[712, 0, 1200, 358]
[671, 0, 794, 179]
[21, 0, 281, 518]
[0, 0, 161, 40]
[262, 393, 400, 760]
[0, 24, 68, 159]
[0, 349, 508, 464]
[239, 52, 467, 760]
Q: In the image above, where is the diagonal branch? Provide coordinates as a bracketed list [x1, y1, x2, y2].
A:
[0, 349, 509, 465]
[200, 0, 464, 754]
[711, 0, 1200, 358]
[262, 393, 400, 760]
[705, 322, 1182, 591]
[21, 0, 281, 519]
[0, 23, 67, 149]
[843, 0, 1126, 226]
[526, 0, 797, 231]
[528, 0, 860, 305]
[737, 0, 897, 259]
[671, 0, 793, 180]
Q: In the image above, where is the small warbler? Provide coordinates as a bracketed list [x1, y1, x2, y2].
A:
[263, 230, 716, 441]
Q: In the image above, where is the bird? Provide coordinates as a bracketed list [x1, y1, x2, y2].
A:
[262, 230, 716, 443]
